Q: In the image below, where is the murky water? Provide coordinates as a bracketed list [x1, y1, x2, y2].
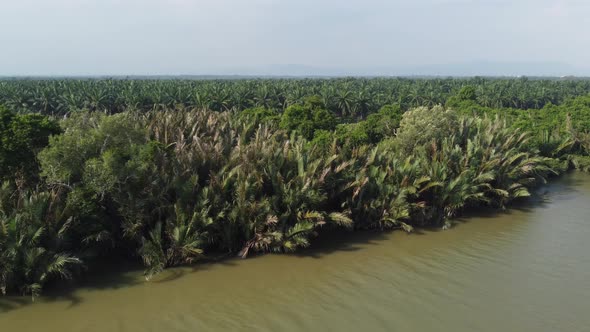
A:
[2, 172, 590, 331]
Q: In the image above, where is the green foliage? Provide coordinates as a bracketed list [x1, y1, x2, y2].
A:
[450, 93, 590, 163]
[446, 85, 477, 108]
[377, 104, 403, 123]
[458, 85, 477, 101]
[568, 155, 590, 172]
[363, 104, 403, 142]
[2, 77, 590, 117]
[139, 207, 207, 280]
[334, 123, 370, 148]
[280, 104, 336, 139]
[239, 106, 280, 123]
[0, 106, 566, 297]
[38, 112, 146, 185]
[311, 130, 335, 151]
[396, 105, 459, 154]
[2, 78, 590, 298]
[0, 187, 82, 298]
[348, 115, 554, 229]
[331, 104, 403, 148]
[303, 95, 326, 110]
[0, 107, 60, 182]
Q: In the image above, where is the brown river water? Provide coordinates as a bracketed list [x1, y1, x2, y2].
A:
[1, 172, 590, 331]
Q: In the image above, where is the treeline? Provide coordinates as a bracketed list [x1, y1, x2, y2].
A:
[1, 80, 590, 298]
[2, 77, 590, 117]
[448, 86, 590, 170]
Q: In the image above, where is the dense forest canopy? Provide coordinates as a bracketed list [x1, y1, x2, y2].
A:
[1, 77, 589, 298]
[2, 77, 590, 116]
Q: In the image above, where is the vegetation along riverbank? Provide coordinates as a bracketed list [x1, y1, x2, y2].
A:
[1, 77, 589, 298]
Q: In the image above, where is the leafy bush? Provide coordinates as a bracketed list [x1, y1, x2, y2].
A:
[239, 106, 280, 123]
[1, 93, 586, 298]
[334, 123, 370, 148]
[0, 107, 60, 182]
[280, 104, 336, 139]
[396, 105, 459, 154]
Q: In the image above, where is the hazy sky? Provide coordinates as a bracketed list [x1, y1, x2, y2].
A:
[0, 0, 588, 75]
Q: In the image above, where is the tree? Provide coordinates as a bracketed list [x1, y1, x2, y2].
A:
[362, 104, 403, 143]
[334, 123, 370, 147]
[280, 104, 336, 139]
[396, 105, 459, 154]
[0, 188, 82, 298]
[0, 107, 61, 182]
[239, 106, 280, 123]
[38, 112, 146, 186]
[457, 85, 477, 101]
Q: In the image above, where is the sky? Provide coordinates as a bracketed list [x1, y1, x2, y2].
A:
[0, 0, 588, 76]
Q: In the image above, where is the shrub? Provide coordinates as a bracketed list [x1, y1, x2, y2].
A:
[396, 105, 459, 154]
[0, 107, 60, 182]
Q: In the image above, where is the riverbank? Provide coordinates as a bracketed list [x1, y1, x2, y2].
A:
[2, 104, 587, 297]
[2, 172, 589, 331]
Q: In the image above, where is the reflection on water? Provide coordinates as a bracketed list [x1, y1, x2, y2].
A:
[2, 172, 590, 332]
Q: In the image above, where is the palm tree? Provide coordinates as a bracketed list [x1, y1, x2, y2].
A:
[0, 187, 82, 298]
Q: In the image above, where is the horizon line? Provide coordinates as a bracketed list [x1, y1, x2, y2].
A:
[1, 74, 589, 79]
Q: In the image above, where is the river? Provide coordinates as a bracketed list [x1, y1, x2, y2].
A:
[1, 172, 590, 331]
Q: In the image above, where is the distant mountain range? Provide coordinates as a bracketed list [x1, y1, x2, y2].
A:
[198, 61, 590, 78]
[2, 62, 589, 78]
